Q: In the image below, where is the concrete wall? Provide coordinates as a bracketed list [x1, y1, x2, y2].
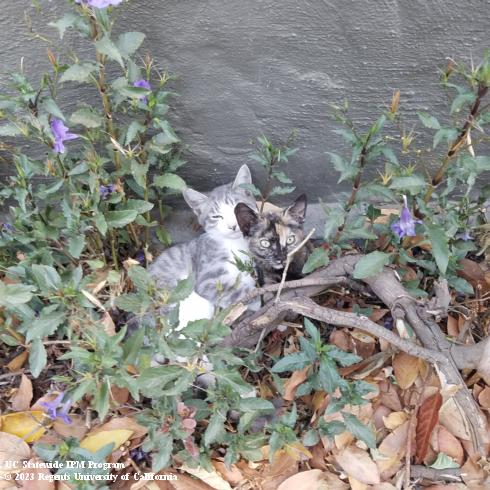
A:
[1, 0, 489, 239]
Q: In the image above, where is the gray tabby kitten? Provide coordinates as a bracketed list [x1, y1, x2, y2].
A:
[148, 164, 259, 329]
[234, 194, 311, 286]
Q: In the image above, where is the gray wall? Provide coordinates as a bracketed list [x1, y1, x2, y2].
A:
[1, 0, 489, 238]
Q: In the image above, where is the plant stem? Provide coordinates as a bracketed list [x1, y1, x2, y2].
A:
[333, 138, 370, 241]
[89, 15, 121, 171]
[260, 157, 276, 214]
[423, 83, 488, 204]
[110, 231, 119, 271]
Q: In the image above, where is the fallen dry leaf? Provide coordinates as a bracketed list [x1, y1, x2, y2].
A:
[0, 411, 47, 442]
[0, 432, 31, 480]
[212, 461, 244, 487]
[334, 446, 380, 485]
[283, 367, 309, 401]
[277, 469, 330, 490]
[89, 417, 148, 439]
[80, 429, 133, 453]
[439, 397, 472, 441]
[6, 350, 28, 371]
[111, 386, 130, 405]
[383, 410, 408, 430]
[478, 386, 490, 409]
[392, 352, 419, 389]
[180, 465, 232, 490]
[431, 425, 464, 465]
[348, 476, 368, 490]
[415, 392, 442, 464]
[17, 458, 54, 490]
[11, 374, 33, 411]
[53, 414, 89, 439]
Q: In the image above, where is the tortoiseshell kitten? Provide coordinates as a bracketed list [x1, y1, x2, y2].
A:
[234, 194, 312, 286]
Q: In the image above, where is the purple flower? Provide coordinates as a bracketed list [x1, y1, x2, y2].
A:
[1, 223, 15, 233]
[391, 195, 422, 239]
[99, 184, 115, 199]
[75, 0, 123, 8]
[134, 251, 146, 266]
[50, 119, 78, 154]
[133, 79, 151, 103]
[40, 392, 72, 424]
[457, 230, 472, 241]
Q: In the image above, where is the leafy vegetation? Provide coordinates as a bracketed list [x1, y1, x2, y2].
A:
[0, 1, 489, 488]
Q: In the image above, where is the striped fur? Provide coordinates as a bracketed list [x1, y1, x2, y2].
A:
[148, 165, 259, 319]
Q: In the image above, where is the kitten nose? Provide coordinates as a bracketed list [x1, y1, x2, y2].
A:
[229, 225, 237, 231]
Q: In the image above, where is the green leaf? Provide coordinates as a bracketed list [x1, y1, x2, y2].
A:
[70, 108, 103, 128]
[272, 170, 293, 184]
[426, 224, 449, 275]
[450, 92, 476, 114]
[0, 282, 35, 307]
[29, 339, 47, 378]
[153, 173, 186, 191]
[168, 276, 194, 303]
[353, 251, 392, 279]
[270, 185, 296, 196]
[31, 265, 61, 291]
[328, 152, 357, 183]
[114, 293, 149, 314]
[125, 121, 146, 145]
[328, 347, 361, 367]
[66, 234, 85, 258]
[121, 199, 154, 214]
[60, 63, 97, 84]
[389, 175, 428, 194]
[303, 429, 320, 447]
[303, 318, 321, 346]
[271, 352, 310, 373]
[94, 213, 108, 236]
[237, 398, 275, 412]
[130, 160, 149, 188]
[342, 412, 376, 448]
[218, 371, 255, 396]
[123, 328, 146, 365]
[204, 413, 226, 447]
[319, 357, 341, 392]
[116, 32, 146, 58]
[139, 365, 187, 395]
[447, 276, 474, 295]
[418, 112, 441, 130]
[43, 98, 65, 120]
[26, 307, 66, 342]
[302, 248, 329, 274]
[127, 266, 153, 290]
[106, 210, 138, 228]
[0, 123, 22, 137]
[433, 128, 458, 149]
[95, 36, 124, 67]
[324, 211, 344, 239]
[94, 379, 110, 420]
[430, 452, 460, 469]
[151, 433, 173, 472]
[49, 13, 88, 38]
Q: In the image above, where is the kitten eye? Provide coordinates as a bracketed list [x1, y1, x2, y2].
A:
[212, 215, 223, 220]
[287, 235, 296, 245]
[260, 239, 271, 248]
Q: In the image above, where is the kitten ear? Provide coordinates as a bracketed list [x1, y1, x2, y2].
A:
[232, 164, 252, 189]
[284, 194, 307, 223]
[235, 203, 259, 236]
[183, 187, 208, 211]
